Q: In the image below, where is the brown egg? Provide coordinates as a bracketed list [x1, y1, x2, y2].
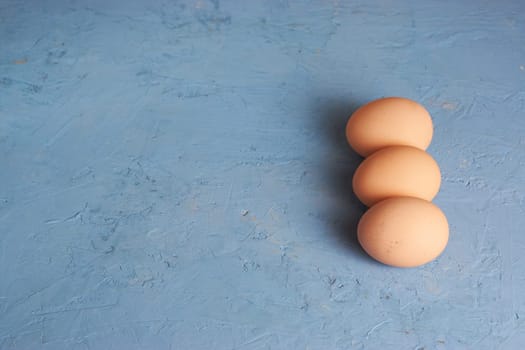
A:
[352, 146, 441, 207]
[346, 97, 433, 157]
[358, 197, 449, 267]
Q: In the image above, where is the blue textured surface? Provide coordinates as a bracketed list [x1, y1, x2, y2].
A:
[1, 1, 525, 349]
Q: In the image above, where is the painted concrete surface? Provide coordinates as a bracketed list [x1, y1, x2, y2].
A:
[1, 0, 524, 349]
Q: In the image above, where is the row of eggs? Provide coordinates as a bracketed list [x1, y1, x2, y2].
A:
[346, 97, 449, 267]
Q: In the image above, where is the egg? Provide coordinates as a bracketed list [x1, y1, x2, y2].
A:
[346, 97, 433, 157]
[352, 145, 441, 206]
[358, 197, 449, 267]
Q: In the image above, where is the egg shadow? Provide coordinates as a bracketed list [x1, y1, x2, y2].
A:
[312, 97, 372, 262]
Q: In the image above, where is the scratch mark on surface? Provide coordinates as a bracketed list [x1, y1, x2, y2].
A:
[6, 254, 106, 312]
[21, 182, 94, 206]
[64, 210, 82, 222]
[238, 333, 272, 348]
[30, 35, 45, 49]
[400, 300, 415, 311]
[366, 319, 390, 338]
[31, 302, 119, 316]
[45, 208, 82, 225]
[44, 114, 80, 148]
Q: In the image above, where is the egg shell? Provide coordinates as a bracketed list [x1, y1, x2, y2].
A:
[346, 97, 433, 157]
[352, 145, 441, 207]
[358, 197, 449, 267]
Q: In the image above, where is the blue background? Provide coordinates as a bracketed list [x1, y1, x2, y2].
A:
[1, 1, 524, 349]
